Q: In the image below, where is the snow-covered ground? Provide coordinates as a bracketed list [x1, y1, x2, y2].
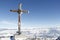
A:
[0, 28, 60, 40]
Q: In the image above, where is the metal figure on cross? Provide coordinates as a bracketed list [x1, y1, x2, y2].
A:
[10, 3, 29, 35]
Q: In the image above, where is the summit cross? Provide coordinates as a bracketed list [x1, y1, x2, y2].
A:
[10, 3, 29, 35]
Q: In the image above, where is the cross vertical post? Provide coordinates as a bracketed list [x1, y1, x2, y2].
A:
[18, 13, 21, 34]
[10, 3, 29, 35]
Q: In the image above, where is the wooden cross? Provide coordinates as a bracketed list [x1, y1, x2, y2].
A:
[10, 3, 28, 35]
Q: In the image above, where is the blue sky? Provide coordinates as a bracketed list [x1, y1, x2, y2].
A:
[0, 0, 60, 29]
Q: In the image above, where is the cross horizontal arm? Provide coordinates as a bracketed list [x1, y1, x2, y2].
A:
[21, 10, 29, 13]
[10, 10, 18, 12]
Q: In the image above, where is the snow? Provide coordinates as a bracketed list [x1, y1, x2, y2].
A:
[0, 28, 60, 40]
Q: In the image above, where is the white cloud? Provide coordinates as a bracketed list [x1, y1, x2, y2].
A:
[0, 21, 16, 25]
[0, 20, 32, 29]
[0, 20, 17, 29]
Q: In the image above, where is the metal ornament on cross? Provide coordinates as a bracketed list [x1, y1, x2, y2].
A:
[10, 3, 29, 35]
